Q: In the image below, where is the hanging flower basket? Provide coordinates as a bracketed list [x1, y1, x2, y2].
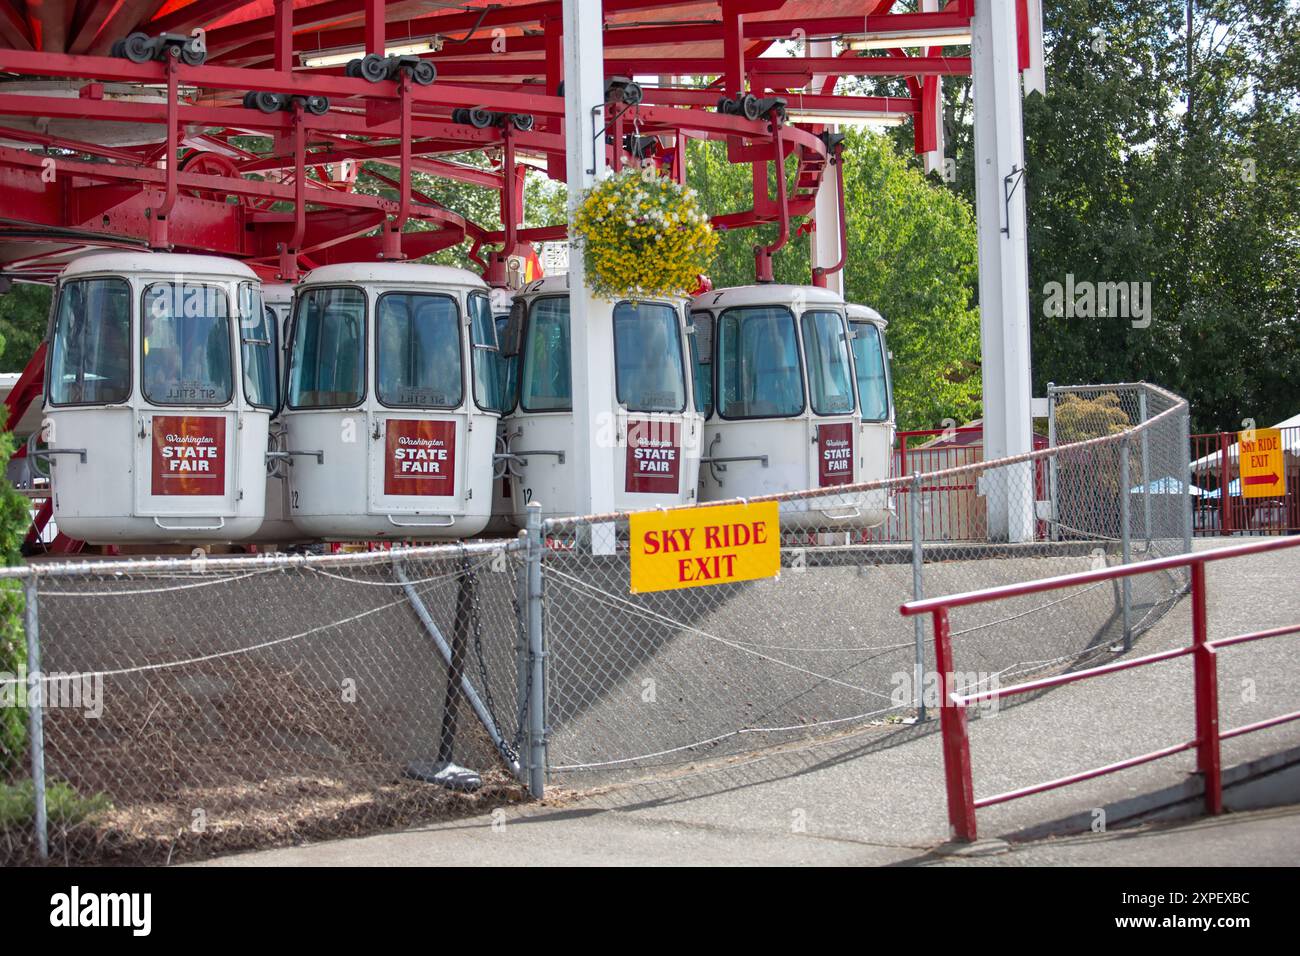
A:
[571, 166, 718, 301]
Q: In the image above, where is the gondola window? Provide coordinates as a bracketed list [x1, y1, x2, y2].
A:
[716, 306, 803, 419]
[288, 286, 365, 408]
[141, 281, 233, 406]
[521, 297, 572, 412]
[801, 310, 855, 416]
[850, 322, 891, 422]
[613, 301, 686, 413]
[376, 292, 463, 409]
[48, 277, 132, 406]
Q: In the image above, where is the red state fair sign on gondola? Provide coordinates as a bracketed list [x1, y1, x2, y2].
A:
[151, 416, 226, 497]
[818, 423, 854, 486]
[626, 418, 681, 494]
[385, 419, 457, 497]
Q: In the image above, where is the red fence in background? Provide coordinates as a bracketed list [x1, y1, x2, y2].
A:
[900, 535, 1300, 842]
[1191, 428, 1299, 537]
[862, 427, 1049, 542]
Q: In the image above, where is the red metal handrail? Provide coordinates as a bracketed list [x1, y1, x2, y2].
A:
[899, 535, 1300, 842]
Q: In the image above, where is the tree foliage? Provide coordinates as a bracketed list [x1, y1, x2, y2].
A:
[940, 0, 1300, 432]
[688, 129, 982, 430]
[0, 283, 49, 373]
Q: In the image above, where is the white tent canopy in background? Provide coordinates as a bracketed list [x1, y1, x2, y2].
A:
[1130, 477, 1205, 496]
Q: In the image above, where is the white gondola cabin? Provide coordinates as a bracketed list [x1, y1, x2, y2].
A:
[280, 263, 503, 539]
[845, 303, 896, 488]
[496, 274, 703, 524]
[42, 252, 274, 542]
[689, 285, 893, 529]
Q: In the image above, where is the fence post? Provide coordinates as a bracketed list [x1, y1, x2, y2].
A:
[1119, 434, 1132, 651]
[1137, 388, 1152, 547]
[1190, 562, 1222, 814]
[909, 473, 926, 721]
[932, 608, 977, 842]
[1046, 383, 1059, 542]
[525, 502, 547, 799]
[23, 576, 47, 861]
[1181, 407, 1194, 556]
[1218, 432, 1231, 534]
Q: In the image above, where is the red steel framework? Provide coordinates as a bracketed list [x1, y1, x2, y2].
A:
[0, 0, 1024, 284]
[900, 535, 1300, 843]
[0, 0, 1042, 550]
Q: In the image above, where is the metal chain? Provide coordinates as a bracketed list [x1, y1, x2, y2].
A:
[461, 548, 524, 764]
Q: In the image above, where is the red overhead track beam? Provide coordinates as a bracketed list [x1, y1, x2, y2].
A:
[0, 91, 567, 152]
[423, 55, 971, 79]
[0, 49, 570, 116]
[224, 9, 972, 68]
[639, 88, 917, 114]
[210, 0, 711, 59]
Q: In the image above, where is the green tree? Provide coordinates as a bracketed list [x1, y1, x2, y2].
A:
[0, 283, 50, 373]
[940, 0, 1300, 431]
[687, 128, 982, 430]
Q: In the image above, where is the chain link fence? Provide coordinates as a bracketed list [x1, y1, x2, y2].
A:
[541, 383, 1192, 785]
[1, 382, 1192, 864]
[1, 541, 535, 865]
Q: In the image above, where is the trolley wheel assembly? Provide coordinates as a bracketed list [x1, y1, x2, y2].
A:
[112, 31, 207, 66]
[409, 59, 437, 86]
[453, 108, 535, 131]
[242, 92, 330, 115]
[114, 32, 154, 63]
[605, 76, 643, 106]
[624, 134, 659, 159]
[356, 53, 390, 83]
[716, 93, 787, 123]
[349, 53, 437, 85]
[452, 107, 495, 129]
[243, 90, 284, 113]
[178, 40, 207, 67]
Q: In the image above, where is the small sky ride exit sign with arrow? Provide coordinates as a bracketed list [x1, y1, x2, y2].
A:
[1239, 428, 1285, 499]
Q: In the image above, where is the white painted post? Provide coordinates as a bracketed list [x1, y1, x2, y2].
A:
[921, 0, 946, 178]
[972, 0, 1035, 542]
[563, 0, 617, 519]
[809, 39, 845, 297]
[1023, 0, 1047, 96]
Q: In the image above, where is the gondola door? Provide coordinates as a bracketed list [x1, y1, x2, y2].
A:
[132, 280, 243, 535]
[365, 290, 467, 534]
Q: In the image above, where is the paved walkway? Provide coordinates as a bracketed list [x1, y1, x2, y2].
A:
[204, 538, 1300, 866]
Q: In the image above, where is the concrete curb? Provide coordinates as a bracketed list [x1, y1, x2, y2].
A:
[1005, 744, 1300, 842]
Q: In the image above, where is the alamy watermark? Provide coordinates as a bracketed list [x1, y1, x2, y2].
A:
[1043, 274, 1152, 328]
[0, 666, 104, 718]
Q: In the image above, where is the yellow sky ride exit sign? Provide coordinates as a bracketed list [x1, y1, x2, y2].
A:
[629, 501, 781, 594]
[1239, 428, 1285, 499]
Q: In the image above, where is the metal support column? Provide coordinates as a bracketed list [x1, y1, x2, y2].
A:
[972, 0, 1035, 542]
[563, 0, 617, 523]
